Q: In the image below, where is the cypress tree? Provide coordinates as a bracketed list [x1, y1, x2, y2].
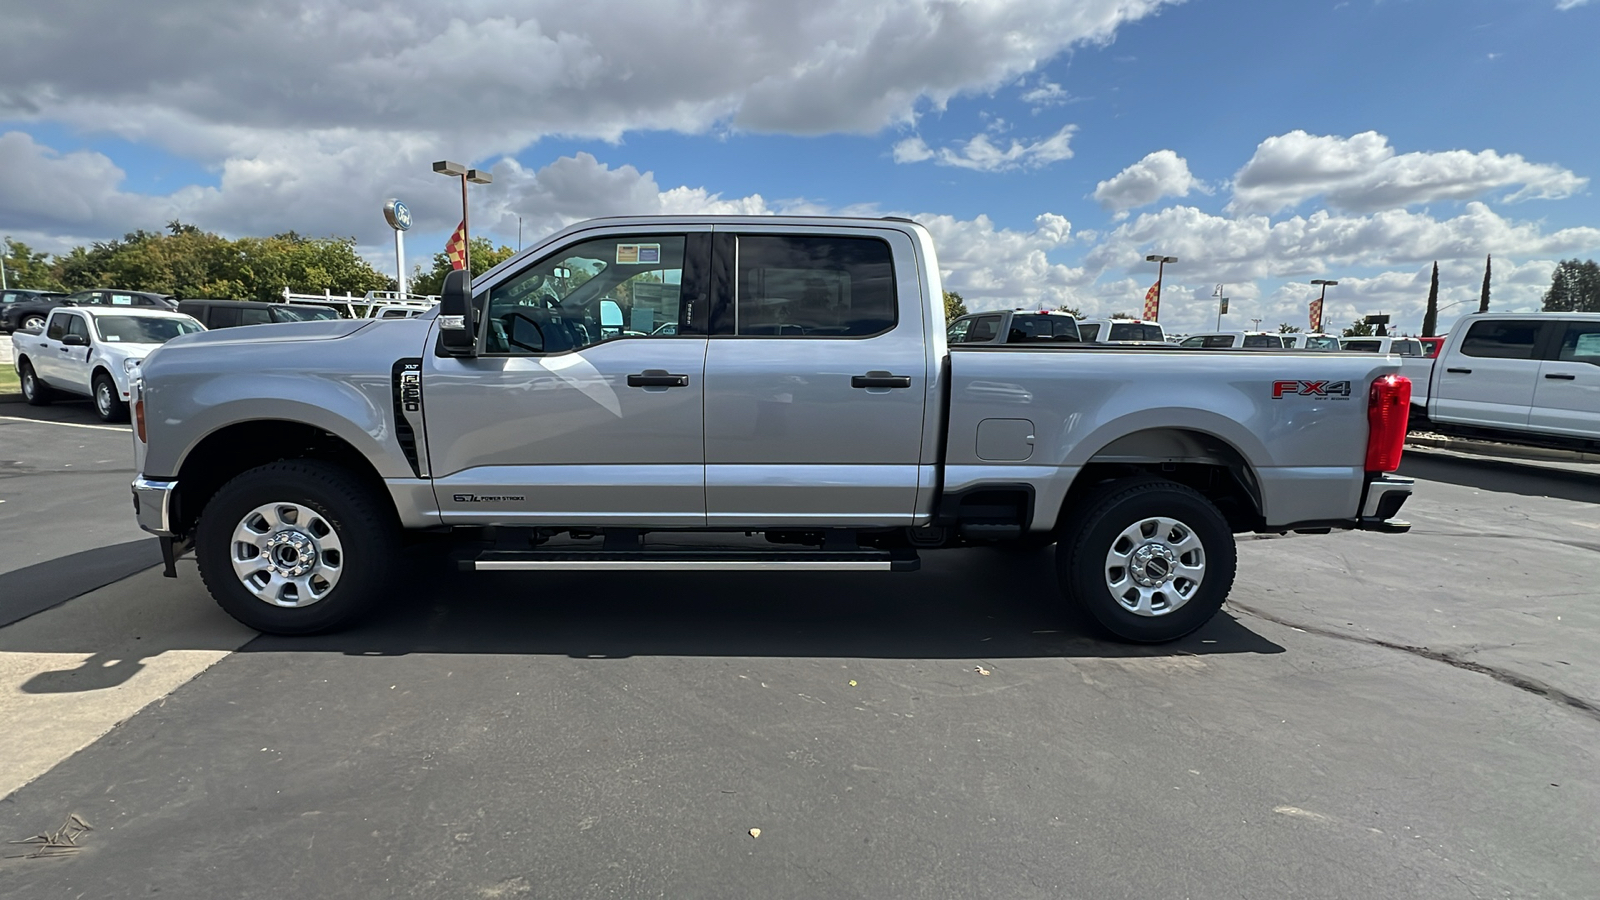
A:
[1422, 261, 1439, 336]
[1478, 255, 1491, 313]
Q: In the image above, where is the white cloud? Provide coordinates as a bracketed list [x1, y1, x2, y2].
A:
[1231, 130, 1587, 214]
[1019, 79, 1073, 108]
[892, 125, 1077, 172]
[1092, 150, 1207, 214]
[1556, 0, 1591, 9]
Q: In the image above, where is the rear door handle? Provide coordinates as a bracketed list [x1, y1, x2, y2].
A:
[1446, 367, 1472, 374]
[626, 370, 689, 388]
[1544, 373, 1576, 381]
[851, 371, 913, 389]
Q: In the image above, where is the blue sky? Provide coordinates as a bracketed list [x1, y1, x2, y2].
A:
[1, 0, 1597, 334]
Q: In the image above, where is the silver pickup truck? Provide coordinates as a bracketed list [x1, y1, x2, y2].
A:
[129, 215, 1415, 642]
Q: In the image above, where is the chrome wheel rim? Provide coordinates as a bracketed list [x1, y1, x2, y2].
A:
[229, 502, 344, 607]
[1103, 515, 1205, 617]
[22, 315, 44, 330]
[96, 381, 113, 416]
[21, 369, 36, 399]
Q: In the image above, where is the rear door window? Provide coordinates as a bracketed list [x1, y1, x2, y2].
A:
[239, 307, 273, 326]
[1203, 335, 1235, 349]
[1180, 336, 1205, 348]
[208, 306, 241, 328]
[967, 315, 1002, 343]
[1555, 322, 1600, 366]
[1461, 320, 1541, 359]
[1242, 334, 1281, 348]
[947, 318, 973, 343]
[732, 235, 896, 337]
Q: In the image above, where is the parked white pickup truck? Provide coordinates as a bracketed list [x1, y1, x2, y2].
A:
[129, 216, 1415, 643]
[12, 306, 204, 421]
[1411, 312, 1600, 448]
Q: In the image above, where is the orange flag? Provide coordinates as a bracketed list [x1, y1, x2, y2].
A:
[1142, 282, 1161, 321]
[445, 219, 467, 271]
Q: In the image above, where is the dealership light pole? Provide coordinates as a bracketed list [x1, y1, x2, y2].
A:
[1311, 278, 1338, 333]
[1213, 283, 1229, 330]
[433, 160, 493, 275]
[1144, 253, 1177, 320]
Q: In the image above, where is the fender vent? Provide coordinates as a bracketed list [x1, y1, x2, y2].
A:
[391, 358, 425, 477]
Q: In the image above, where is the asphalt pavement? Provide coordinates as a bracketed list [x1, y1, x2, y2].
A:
[0, 409, 1596, 899]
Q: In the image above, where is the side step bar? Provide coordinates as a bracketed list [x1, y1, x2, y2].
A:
[465, 549, 920, 573]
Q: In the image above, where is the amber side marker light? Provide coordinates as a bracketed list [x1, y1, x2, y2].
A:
[135, 398, 146, 443]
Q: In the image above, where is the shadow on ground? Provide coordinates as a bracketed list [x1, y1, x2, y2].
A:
[242, 544, 1285, 661]
[1400, 454, 1600, 505]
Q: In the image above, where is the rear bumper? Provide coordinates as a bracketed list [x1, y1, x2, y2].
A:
[1356, 473, 1413, 533]
[131, 476, 178, 536]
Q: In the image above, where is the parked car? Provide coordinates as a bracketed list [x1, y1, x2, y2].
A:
[1280, 333, 1342, 351]
[0, 289, 69, 332]
[12, 306, 204, 421]
[1410, 313, 1600, 448]
[948, 309, 1081, 344]
[1178, 331, 1286, 349]
[1077, 317, 1167, 344]
[130, 215, 1413, 643]
[178, 299, 340, 329]
[2, 288, 176, 334]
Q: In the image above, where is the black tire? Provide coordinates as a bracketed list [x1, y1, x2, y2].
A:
[18, 360, 52, 406]
[196, 460, 399, 634]
[92, 371, 127, 422]
[1056, 477, 1236, 643]
[20, 314, 46, 332]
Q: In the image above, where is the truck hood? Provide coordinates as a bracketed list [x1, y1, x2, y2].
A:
[165, 319, 373, 348]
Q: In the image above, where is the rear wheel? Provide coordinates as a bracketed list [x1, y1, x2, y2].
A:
[196, 460, 398, 634]
[1057, 477, 1236, 643]
[93, 372, 127, 422]
[19, 360, 52, 406]
[21, 313, 46, 332]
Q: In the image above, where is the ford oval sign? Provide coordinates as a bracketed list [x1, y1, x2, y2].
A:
[383, 199, 412, 232]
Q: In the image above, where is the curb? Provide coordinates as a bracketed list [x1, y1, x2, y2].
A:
[1405, 433, 1600, 465]
[0, 392, 24, 404]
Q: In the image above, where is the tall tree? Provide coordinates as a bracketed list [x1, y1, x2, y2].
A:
[942, 290, 968, 321]
[1542, 259, 1600, 313]
[1422, 261, 1440, 337]
[1, 238, 65, 291]
[1478, 254, 1491, 313]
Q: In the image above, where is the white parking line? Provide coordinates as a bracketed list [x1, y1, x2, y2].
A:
[0, 414, 130, 433]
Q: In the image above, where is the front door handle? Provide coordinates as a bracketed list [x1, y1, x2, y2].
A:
[1544, 373, 1576, 381]
[1446, 367, 1472, 374]
[626, 370, 690, 388]
[851, 371, 913, 389]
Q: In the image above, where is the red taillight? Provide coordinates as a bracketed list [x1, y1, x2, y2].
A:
[1365, 374, 1411, 472]
[135, 398, 146, 443]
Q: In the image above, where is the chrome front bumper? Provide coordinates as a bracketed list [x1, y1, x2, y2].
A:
[132, 476, 178, 536]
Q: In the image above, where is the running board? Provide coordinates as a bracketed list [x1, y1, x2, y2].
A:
[465, 549, 920, 573]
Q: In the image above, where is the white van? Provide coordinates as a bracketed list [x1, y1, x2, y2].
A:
[1419, 312, 1600, 446]
[1178, 331, 1285, 349]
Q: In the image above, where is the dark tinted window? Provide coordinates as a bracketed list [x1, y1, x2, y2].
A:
[46, 313, 68, 339]
[1556, 322, 1600, 366]
[1007, 315, 1079, 342]
[1461, 320, 1540, 359]
[240, 307, 273, 326]
[1108, 323, 1164, 342]
[735, 235, 895, 337]
[1343, 340, 1381, 352]
[1242, 334, 1282, 348]
[1203, 335, 1235, 348]
[208, 306, 241, 328]
[967, 315, 1002, 342]
[947, 317, 972, 342]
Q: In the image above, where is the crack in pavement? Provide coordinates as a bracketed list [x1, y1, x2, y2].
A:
[1227, 600, 1600, 724]
[1406, 530, 1600, 554]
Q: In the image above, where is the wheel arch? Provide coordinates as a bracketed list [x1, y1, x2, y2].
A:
[1052, 426, 1266, 534]
[170, 419, 395, 539]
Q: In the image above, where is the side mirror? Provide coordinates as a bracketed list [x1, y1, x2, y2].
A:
[438, 269, 477, 357]
[62, 333, 87, 346]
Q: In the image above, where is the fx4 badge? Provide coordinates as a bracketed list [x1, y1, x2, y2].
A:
[1272, 380, 1353, 400]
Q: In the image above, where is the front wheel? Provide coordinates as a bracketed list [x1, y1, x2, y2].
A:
[21, 313, 46, 332]
[195, 460, 399, 634]
[19, 360, 52, 406]
[1057, 478, 1236, 643]
[93, 372, 127, 422]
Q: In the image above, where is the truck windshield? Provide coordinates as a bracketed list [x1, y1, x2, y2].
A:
[1108, 323, 1164, 342]
[96, 315, 204, 343]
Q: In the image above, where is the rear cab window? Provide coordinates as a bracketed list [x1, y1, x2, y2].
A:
[1108, 323, 1164, 342]
[1343, 340, 1382, 352]
[1556, 322, 1600, 365]
[1242, 334, 1281, 348]
[1006, 314, 1079, 343]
